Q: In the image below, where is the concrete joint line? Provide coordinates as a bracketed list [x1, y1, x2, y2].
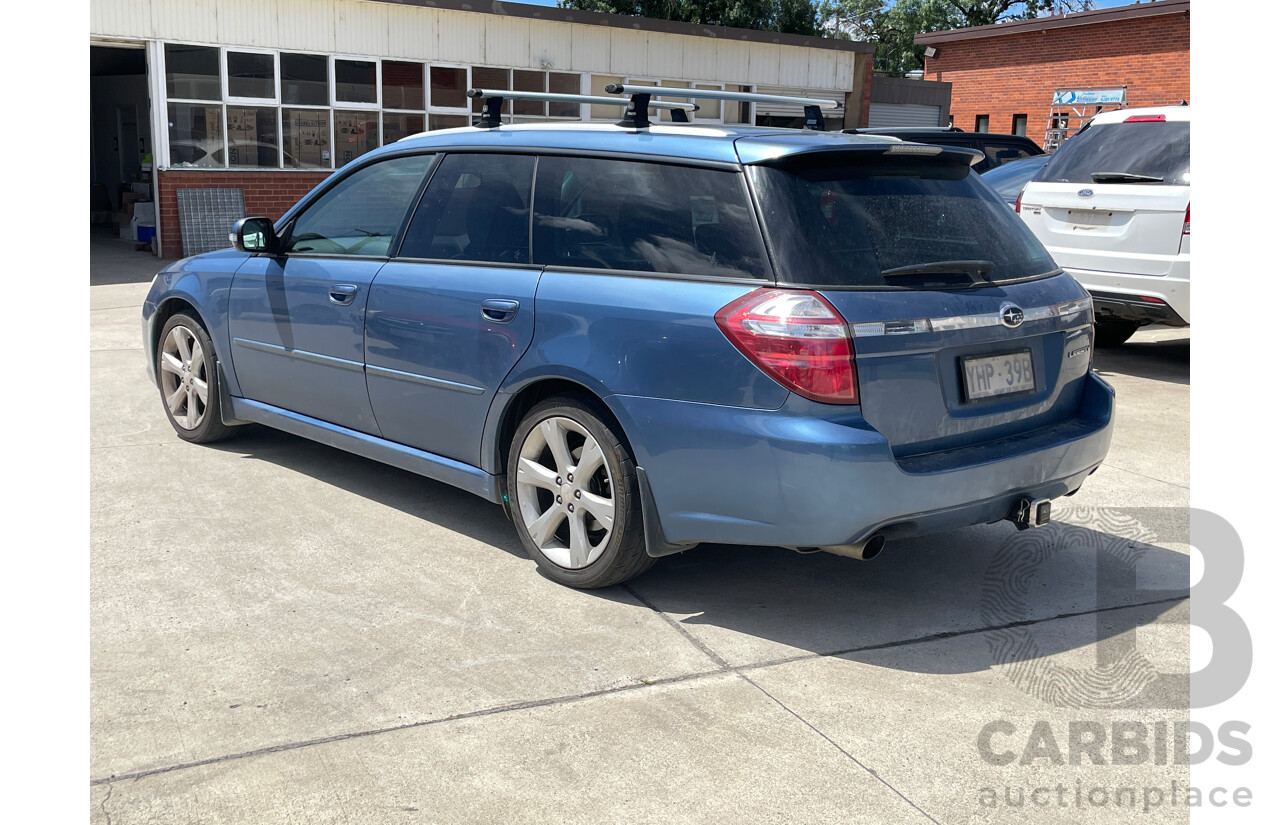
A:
[87, 594, 1187, 788]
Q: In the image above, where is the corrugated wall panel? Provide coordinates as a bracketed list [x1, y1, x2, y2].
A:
[274, 0, 335, 52]
[336, 0, 389, 56]
[713, 41, 751, 85]
[834, 54, 856, 91]
[569, 24, 609, 73]
[215, 0, 281, 49]
[92, 0, 155, 39]
[529, 20, 573, 73]
[150, 0, 220, 44]
[679, 38, 720, 82]
[746, 42, 781, 85]
[385, 6, 439, 62]
[486, 17, 531, 72]
[806, 49, 839, 90]
[776, 48, 810, 88]
[644, 34, 684, 80]
[436, 11, 486, 65]
[608, 30, 649, 76]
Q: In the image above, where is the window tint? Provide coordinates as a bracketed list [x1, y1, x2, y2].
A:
[1038, 121, 1190, 185]
[285, 154, 437, 256]
[750, 155, 1056, 288]
[399, 154, 535, 263]
[532, 156, 769, 279]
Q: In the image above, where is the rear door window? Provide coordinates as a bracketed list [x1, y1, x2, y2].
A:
[749, 154, 1057, 288]
[399, 153, 535, 263]
[1037, 120, 1190, 185]
[532, 156, 769, 279]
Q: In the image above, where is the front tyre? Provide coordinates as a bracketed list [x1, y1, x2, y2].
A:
[507, 397, 653, 588]
[156, 313, 235, 444]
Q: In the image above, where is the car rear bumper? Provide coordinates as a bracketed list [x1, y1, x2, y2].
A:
[1061, 260, 1190, 326]
[608, 372, 1115, 550]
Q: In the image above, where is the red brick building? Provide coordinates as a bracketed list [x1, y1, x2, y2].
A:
[916, 0, 1189, 148]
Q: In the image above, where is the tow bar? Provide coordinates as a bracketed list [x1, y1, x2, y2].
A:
[1011, 497, 1052, 530]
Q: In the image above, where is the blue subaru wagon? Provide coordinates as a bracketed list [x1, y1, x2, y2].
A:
[142, 118, 1113, 588]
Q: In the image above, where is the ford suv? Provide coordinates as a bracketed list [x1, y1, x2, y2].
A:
[142, 108, 1113, 588]
[1017, 105, 1190, 346]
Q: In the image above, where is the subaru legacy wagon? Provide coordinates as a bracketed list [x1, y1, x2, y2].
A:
[142, 118, 1113, 588]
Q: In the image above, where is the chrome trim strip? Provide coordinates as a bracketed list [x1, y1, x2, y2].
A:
[231, 338, 364, 372]
[850, 298, 1090, 338]
[365, 364, 486, 396]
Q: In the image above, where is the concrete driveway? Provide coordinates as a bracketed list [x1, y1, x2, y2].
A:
[91, 234, 1191, 824]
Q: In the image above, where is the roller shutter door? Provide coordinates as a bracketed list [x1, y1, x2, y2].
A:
[867, 103, 943, 128]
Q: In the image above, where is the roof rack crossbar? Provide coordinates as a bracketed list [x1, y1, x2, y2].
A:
[465, 88, 695, 129]
[603, 84, 839, 109]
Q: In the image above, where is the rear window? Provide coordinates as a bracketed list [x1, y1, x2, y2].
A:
[1037, 120, 1190, 185]
[749, 155, 1057, 288]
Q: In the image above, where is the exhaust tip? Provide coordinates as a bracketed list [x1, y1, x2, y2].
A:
[861, 533, 886, 561]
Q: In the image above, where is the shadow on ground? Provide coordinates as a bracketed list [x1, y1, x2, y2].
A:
[1092, 332, 1189, 386]
[212, 421, 1189, 687]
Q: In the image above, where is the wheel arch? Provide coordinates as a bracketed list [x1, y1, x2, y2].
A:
[483, 375, 636, 480]
[149, 296, 210, 380]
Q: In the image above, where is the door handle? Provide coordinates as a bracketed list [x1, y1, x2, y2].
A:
[481, 299, 520, 324]
[329, 284, 358, 306]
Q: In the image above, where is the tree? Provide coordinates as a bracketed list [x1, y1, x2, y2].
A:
[557, 1, 822, 36]
[819, 0, 1093, 76]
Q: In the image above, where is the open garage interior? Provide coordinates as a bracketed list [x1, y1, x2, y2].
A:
[91, 43, 156, 253]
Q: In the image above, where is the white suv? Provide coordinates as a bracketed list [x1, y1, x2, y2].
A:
[1017, 105, 1190, 346]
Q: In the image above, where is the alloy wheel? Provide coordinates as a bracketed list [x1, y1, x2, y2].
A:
[159, 325, 210, 430]
[515, 416, 616, 569]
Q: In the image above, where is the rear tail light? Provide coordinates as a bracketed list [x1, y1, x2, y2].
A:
[1183, 203, 1190, 234]
[715, 289, 859, 405]
[1014, 188, 1024, 214]
[1138, 296, 1167, 304]
[1124, 114, 1167, 123]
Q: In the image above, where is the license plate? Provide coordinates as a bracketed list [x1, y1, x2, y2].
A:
[963, 351, 1035, 400]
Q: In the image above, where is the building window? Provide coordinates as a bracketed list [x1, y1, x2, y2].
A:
[168, 103, 224, 167]
[975, 114, 989, 133]
[227, 107, 279, 167]
[165, 44, 220, 100]
[1012, 114, 1027, 136]
[281, 53, 328, 106]
[548, 73, 580, 118]
[334, 111, 380, 167]
[227, 51, 275, 100]
[382, 61, 425, 109]
[383, 113, 425, 144]
[335, 59, 377, 105]
[282, 108, 331, 168]
[430, 66, 467, 110]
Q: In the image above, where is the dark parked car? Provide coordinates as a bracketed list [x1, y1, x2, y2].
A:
[845, 127, 1045, 173]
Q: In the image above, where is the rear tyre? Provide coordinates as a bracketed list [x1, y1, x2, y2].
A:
[156, 313, 235, 444]
[507, 397, 653, 588]
[1094, 319, 1140, 348]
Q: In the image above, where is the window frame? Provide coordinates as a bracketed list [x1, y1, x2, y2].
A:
[331, 54, 381, 109]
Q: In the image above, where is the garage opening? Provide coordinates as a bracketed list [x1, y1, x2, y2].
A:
[91, 43, 157, 256]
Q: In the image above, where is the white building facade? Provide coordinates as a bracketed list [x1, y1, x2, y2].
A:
[89, 0, 873, 257]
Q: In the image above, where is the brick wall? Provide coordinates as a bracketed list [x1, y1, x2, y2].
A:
[923, 11, 1189, 146]
[157, 170, 332, 258]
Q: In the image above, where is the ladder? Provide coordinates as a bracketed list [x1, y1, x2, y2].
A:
[1045, 87, 1127, 151]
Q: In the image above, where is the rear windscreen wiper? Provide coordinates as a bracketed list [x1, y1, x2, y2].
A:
[881, 259, 995, 282]
[1090, 171, 1164, 183]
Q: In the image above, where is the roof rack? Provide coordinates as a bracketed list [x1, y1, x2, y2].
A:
[465, 88, 697, 129]
[604, 83, 839, 130]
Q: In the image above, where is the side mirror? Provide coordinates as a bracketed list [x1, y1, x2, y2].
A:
[230, 216, 277, 254]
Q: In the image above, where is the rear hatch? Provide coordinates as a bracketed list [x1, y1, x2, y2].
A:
[1018, 116, 1190, 276]
[740, 139, 1095, 458]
